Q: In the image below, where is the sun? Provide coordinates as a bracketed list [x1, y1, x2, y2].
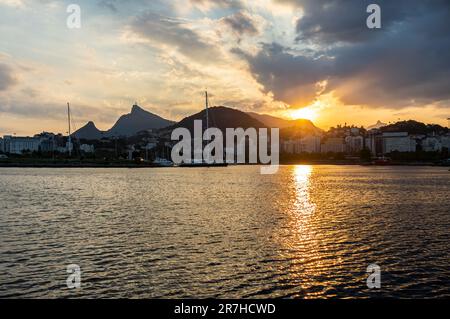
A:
[289, 107, 318, 121]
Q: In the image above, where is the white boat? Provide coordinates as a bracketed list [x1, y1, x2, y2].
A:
[153, 157, 174, 167]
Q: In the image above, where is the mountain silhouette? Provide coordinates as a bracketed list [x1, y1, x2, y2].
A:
[368, 120, 387, 130]
[105, 104, 174, 137]
[247, 112, 321, 133]
[73, 105, 323, 141]
[73, 104, 174, 139]
[73, 121, 103, 140]
[380, 120, 449, 135]
[172, 106, 266, 133]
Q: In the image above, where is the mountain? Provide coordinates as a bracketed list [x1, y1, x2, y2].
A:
[380, 120, 449, 135]
[247, 112, 293, 128]
[73, 121, 104, 140]
[247, 111, 322, 134]
[172, 106, 266, 133]
[105, 104, 174, 137]
[171, 107, 325, 142]
[367, 120, 387, 130]
[73, 104, 175, 140]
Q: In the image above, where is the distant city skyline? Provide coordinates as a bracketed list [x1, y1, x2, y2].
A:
[0, 0, 449, 136]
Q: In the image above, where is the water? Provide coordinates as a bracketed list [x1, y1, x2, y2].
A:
[0, 165, 449, 298]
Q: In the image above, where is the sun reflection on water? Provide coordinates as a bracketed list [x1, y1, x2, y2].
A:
[277, 165, 354, 297]
[277, 165, 340, 297]
[292, 165, 315, 219]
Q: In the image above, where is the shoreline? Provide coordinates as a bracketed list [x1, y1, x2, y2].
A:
[0, 161, 448, 168]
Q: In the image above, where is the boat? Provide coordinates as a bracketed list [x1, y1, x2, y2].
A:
[179, 161, 228, 168]
[372, 156, 392, 165]
[179, 91, 228, 168]
[153, 157, 174, 167]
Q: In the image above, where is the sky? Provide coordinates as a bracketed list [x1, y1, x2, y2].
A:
[0, 0, 449, 136]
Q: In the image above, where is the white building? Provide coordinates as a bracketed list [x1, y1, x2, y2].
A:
[2, 136, 41, 154]
[321, 137, 345, 153]
[345, 135, 364, 153]
[382, 132, 416, 153]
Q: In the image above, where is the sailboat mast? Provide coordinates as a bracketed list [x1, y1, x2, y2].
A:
[205, 90, 209, 130]
[67, 102, 72, 157]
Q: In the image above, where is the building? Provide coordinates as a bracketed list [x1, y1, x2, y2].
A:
[144, 142, 157, 150]
[35, 132, 57, 153]
[282, 135, 321, 154]
[321, 137, 345, 153]
[382, 132, 416, 153]
[0, 137, 4, 153]
[345, 135, 364, 154]
[1, 133, 70, 155]
[80, 144, 95, 153]
[365, 130, 383, 156]
[421, 136, 442, 152]
[366, 131, 419, 155]
[440, 135, 450, 150]
[2, 136, 41, 154]
[350, 127, 361, 135]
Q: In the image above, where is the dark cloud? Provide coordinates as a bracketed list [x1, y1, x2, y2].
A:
[278, 0, 448, 44]
[221, 11, 259, 37]
[98, 0, 118, 13]
[128, 12, 223, 63]
[237, 1, 450, 108]
[233, 44, 332, 106]
[0, 63, 17, 91]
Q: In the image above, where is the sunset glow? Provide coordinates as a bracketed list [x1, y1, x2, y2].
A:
[0, 0, 448, 135]
[289, 108, 319, 121]
[1, 0, 450, 303]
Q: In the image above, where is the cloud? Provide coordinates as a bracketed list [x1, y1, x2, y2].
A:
[237, 0, 450, 109]
[221, 11, 259, 37]
[233, 43, 331, 106]
[127, 12, 223, 63]
[0, 95, 120, 125]
[188, 0, 242, 12]
[98, 0, 118, 12]
[0, 0, 25, 8]
[0, 63, 17, 91]
[277, 0, 442, 44]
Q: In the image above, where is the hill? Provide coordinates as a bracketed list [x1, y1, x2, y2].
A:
[247, 111, 322, 135]
[172, 106, 267, 133]
[380, 120, 449, 135]
[74, 104, 175, 140]
[105, 104, 174, 137]
[73, 121, 104, 140]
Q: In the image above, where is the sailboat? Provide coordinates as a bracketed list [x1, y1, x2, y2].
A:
[153, 157, 174, 167]
[180, 91, 228, 168]
[67, 102, 73, 157]
[153, 144, 174, 167]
